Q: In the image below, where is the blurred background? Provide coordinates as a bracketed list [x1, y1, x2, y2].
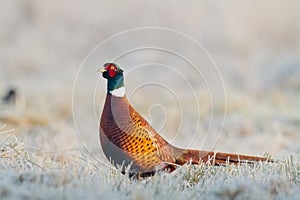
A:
[0, 0, 299, 163]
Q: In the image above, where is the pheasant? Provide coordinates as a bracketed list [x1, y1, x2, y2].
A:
[99, 63, 271, 177]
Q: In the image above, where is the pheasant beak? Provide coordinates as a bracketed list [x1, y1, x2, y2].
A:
[98, 67, 107, 73]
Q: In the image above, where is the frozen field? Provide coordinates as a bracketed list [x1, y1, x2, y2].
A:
[0, 0, 299, 199]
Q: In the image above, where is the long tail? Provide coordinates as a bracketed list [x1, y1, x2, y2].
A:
[173, 148, 272, 166]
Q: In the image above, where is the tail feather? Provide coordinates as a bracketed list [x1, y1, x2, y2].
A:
[173, 148, 272, 166]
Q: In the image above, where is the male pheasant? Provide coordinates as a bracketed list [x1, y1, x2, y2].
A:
[99, 63, 270, 177]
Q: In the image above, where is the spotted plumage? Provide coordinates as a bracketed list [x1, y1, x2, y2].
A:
[99, 63, 271, 177]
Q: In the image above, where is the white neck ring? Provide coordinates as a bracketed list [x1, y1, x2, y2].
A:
[110, 86, 125, 97]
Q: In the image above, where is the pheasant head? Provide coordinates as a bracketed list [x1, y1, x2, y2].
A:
[99, 63, 125, 97]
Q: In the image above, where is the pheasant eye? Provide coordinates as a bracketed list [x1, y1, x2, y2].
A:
[105, 64, 113, 70]
[110, 66, 115, 70]
[108, 66, 117, 77]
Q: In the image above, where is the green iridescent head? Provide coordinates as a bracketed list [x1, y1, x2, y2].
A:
[99, 63, 125, 93]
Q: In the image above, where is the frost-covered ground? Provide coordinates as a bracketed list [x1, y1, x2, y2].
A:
[0, 135, 299, 199]
[0, 0, 300, 199]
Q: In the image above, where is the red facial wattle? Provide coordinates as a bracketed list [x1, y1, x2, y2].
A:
[105, 64, 117, 77]
[109, 70, 116, 77]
